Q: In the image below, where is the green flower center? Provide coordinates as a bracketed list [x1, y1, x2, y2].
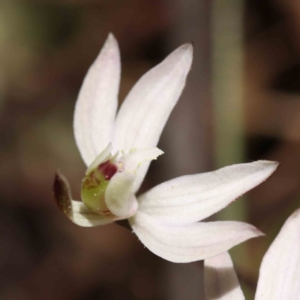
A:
[81, 161, 118, 215]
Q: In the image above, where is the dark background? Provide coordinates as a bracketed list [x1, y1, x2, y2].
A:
[0, 0, 300, 299]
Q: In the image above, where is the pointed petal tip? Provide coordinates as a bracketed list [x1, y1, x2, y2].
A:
[99, 32, 119, 58]
[240, 223, 265, 241]
[107, 32, 115, 38]
[247, 160, 279, 181]
[258, 160, 279, 178]
[245, 222, 265, 237]
[259, 159, 279, 168]
[178, 42, 194, 57]
[253, 227, 265, 238]
[168, 43, 193, 68]
[181, 42, 193, 49]
[106, 32, 117, 44]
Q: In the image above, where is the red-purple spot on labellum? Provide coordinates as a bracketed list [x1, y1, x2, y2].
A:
[98, 161, 118, 180]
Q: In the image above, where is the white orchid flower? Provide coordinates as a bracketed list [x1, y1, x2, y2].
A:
[204, 208, 300, 299]
[53, 33, 278, 263]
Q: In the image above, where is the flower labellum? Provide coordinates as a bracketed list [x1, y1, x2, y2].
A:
[53, 33, 279, 263]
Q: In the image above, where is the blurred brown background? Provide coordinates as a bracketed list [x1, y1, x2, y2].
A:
[0, 0, 300, 299]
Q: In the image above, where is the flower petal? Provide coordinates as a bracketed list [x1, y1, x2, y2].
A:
[138, 161, 278, 224]
[86, 143, 112, 174]
[70, 201, 113, 227]
[114, 43, 193, 190]
[255, 209, 300, 300]
[105, 172, 138, 218]
[74, 33, 120, 166]
[53, 172, 113, 226]
[204, 252, 245, 300]
[120, 147, 163, 192]
[129, 212, 262, 263]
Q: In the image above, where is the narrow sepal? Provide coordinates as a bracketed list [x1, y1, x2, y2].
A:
[129, 212, 263, 263]
[138, 161, 278, 224]
[114, 43, 193, 191]
[74, 33, 120, 165]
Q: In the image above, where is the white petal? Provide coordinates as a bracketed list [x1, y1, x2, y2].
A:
[138, 161, 278, 224]
[105, 172, 138, 218]
[120, 147, 163, 192]
[204, 252, 245, 300]
[70, 201, 113, 227]
[129, 212, 262, 263]
[74, 33, 120, 166]
[114, 43, 193, 190]
[255, 209, 300, 300]
[53, 172, 113, 227]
